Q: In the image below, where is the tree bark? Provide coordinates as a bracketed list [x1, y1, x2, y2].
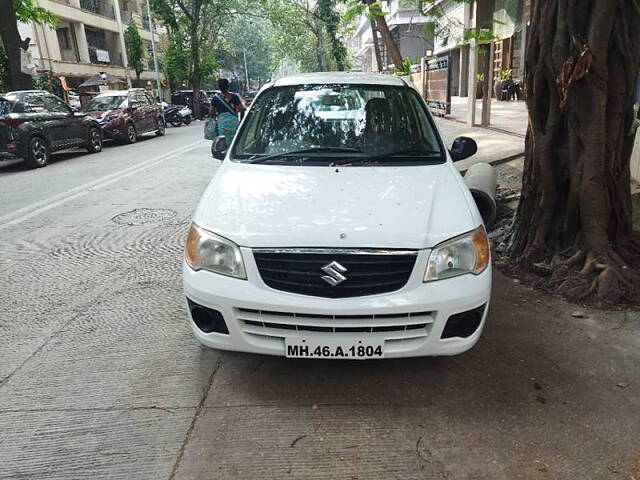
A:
[508, 0, 640, 303]
[361, 0, 403, 70]
[0, 0, 34, 90]
[370, 19, 383, 72]
[374, 15, 402, 69]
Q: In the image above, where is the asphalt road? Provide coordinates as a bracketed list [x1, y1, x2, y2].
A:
[1, 122, 639, 479]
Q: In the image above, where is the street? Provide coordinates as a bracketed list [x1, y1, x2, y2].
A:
[1, 123, 639, 479]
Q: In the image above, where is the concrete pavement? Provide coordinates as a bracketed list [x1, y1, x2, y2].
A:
[1, 123, 639, 479]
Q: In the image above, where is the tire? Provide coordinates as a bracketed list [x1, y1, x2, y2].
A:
[169, 117, 182, 127]
[183, 115, 192, 125]
[86, 127, 103, 153]
[24, 136, 50, 168]
[123, 122, 137, 144]
[155, 118, 166, 136]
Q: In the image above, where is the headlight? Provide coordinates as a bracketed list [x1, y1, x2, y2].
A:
[185, 223, 246, 279]
[424, 226, 489, 282]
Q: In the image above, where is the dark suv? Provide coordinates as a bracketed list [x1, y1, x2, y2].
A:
[83, 89, 165, 143]
[0, 90, 103, 168]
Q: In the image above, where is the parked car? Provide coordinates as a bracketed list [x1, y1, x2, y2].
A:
[183, 72, 490, 360]
[0, 90, 103, 168]
[83, 89, 165, 143]
[171, 90, 210, 117]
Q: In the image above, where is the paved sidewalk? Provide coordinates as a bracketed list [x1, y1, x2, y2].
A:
[435, 116, 525, 172]
[449, 96, 529, 137]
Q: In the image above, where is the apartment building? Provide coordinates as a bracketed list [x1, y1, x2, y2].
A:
[348, 0, 433, 72]
[19, 0, 166, 97]
[432, 0, 529, 97]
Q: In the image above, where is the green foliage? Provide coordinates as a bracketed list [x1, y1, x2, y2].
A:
[124, 21, 144, 80]
[33, 73, 64, 97]
[14, 0, 57, 25]
[316, 0, 348, 70]
[475, 72, 484, 82]
[393, 58, 412, 76]
[498, 68, 511, 81]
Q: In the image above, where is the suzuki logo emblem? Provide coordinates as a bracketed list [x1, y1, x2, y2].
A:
[321, 261, 348, 286]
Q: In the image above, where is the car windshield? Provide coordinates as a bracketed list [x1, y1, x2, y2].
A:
[0, 98, 12, 115]
[232, 84, 443, 163]
[84, 95, 126, 111]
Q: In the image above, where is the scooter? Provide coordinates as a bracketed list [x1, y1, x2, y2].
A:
[163, 104, 183, 127]
[179, 105, 192, 125]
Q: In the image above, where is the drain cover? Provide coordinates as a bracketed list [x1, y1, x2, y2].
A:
[112, 208, 177, 226]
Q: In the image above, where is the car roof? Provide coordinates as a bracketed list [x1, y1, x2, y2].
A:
[6, 90, 52, 96]
[271, 72, 407, 87]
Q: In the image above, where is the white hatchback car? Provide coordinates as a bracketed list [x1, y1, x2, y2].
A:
[184, 73, 491, 359]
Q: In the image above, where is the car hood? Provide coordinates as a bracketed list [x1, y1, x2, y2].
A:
[194, 162, 478, 249]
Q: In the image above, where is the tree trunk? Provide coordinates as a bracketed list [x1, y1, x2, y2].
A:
[374, 15, 402, 69]
[508, 0, 640, 303]
[189, 25, 202, 120]
[0, 0, 34, 90]
[370, 19, 383, 72]
[361, 0, 403, 70]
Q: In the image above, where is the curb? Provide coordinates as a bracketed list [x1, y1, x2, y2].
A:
[458, 152, 524, 175]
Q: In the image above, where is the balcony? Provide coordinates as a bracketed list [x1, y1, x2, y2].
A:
[80, 0, 116, 19]
[120, 9, 133, 22]
[88, 46, 123, 66]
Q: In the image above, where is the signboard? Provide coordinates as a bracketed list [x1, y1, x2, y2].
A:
[20, 49, 36, 75]
[95, 49, 110, 63]
[423, 55, 451, 115]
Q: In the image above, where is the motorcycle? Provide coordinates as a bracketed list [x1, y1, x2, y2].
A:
[163, 103, 183, 127]
[179, 106, 192, 125]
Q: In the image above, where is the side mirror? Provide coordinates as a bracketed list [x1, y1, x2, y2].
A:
[450, 136, 478, 161]
[129, 105, 138, 112]
[211, 135, 228, 160]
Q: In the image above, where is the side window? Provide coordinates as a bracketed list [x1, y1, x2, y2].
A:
[22, 94, 47, 114]
[43, 95, 71, 114]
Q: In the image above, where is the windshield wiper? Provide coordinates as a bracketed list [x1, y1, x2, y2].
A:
[247, 146, 363, 164]
[367, 148, 441, 160]
[331, 148, 441, 166]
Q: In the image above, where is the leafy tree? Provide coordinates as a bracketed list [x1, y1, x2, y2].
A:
[150, 0, 245, 118]
[124, 21, 144, 80]
[0, 0, 57, 90]
[341, 0, 403, 69]
[316, 0, 348, 71]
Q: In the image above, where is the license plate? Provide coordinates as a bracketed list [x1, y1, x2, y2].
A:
[285, 338, 384, 360]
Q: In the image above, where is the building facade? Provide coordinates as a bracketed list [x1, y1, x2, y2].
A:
[18, 0, 166, 98]
[348, 0, 434, 72]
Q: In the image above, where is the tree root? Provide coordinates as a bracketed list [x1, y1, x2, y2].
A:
[548, 245, 640, 304]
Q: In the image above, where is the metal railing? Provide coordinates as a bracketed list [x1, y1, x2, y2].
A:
[88, 46, 123, 66]
[80, 0, 115, 19]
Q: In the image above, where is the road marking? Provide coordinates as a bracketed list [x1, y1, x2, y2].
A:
[0, 140, 207, 231]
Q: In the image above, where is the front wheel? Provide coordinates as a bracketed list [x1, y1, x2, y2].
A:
[155, 118, 166, 136]
[86, 127, 103, 153]
[24, 136, 50, 168]
[169, 117, 182, 127]
[182, 115, 192, 125]
[123, 122, 137, 144]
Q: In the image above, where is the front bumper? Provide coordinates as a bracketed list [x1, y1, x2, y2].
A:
[183, 247, 492, 359]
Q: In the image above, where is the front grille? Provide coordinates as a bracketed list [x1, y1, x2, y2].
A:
[253, 249, 418, 298]
[236, 308, 434, 337]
